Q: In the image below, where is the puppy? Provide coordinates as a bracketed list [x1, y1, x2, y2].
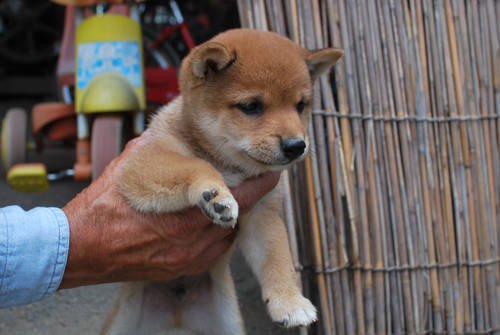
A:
[101, 29, 343, 335]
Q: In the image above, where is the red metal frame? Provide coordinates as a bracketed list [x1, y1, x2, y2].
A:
[145, 67, 180, 104]
[149, 20, 197, 53]
[143, 14, 209, 104]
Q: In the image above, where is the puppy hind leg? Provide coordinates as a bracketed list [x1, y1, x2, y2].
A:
[101, 282, 148, 335]
[184, 262, 246, 335]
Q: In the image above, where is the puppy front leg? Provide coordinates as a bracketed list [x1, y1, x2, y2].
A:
[120, 143, 238, 226]
[238, 192, 317, 328]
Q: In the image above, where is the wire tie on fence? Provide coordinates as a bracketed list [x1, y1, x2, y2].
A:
[317, 262, 352, 274]
[480, 257, 500, 266]
[386, 264, 410, 272]
[301, 265, 314, 274]
[312, 109, 500, 123]
[418, 330, 434, 335]
[385, 318, 498, 334]
[476, 328, 499, 335]
[392, 331, 410, 335]
[313, 257, 500, 274]
[424, 262, 439, 269]
[437, 262, 457, 269]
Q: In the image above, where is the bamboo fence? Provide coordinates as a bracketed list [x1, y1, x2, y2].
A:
[236, 1, 500, 334]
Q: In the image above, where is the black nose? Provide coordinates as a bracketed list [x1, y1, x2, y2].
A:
[281, 138, 306, 160]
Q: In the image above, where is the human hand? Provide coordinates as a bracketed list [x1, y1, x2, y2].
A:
[59, 132, 281, 289]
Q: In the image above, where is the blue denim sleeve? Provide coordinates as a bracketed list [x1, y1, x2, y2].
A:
[0, 206, 70, 308]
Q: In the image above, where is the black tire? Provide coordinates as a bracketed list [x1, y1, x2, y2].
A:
[0, 0, 64, 66]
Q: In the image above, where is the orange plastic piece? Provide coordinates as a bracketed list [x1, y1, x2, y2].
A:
[47, 118, 78, 142]
[73, 139, 91, 181]
[74, 163, 92, 181]
[32, 102, 75, 135]
[76, 139, 90, 164]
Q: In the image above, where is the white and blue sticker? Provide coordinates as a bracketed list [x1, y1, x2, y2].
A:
[77, 41, 142, 89]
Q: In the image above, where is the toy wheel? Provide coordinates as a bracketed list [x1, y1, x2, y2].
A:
[1, 108, 28, 173]
[91, 114, 126, 181]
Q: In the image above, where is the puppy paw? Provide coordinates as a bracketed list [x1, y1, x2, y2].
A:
[198, 188, 239, 227]
[266, 294, 317, 328]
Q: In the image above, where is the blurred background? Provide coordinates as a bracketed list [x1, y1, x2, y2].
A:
[0, 0, 287, 334]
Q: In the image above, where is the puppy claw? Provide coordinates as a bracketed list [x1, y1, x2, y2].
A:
[267, 295, 317, 328]
[220, 216, 233, 222]
[199, 201, 215, 219]
[202, 189, 218, 202]
[214, 202, 227, 213]
[277, 320, 288, 327]
[199, 187, 238, 227]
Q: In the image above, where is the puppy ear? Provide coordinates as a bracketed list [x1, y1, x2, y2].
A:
[192, 42, 235, 79]
[304, 48, 344, 82]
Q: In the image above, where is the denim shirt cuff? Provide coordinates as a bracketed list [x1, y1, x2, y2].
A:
[0, 206, 70, 308]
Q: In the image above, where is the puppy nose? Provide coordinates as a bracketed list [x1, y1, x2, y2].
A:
[281, 138, 306, 160]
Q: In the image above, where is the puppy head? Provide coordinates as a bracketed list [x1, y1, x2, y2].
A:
[179, 29, 343, 174]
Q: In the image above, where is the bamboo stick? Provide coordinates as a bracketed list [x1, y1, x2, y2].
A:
[467, 1, 492, 330]
[484, 0, 500, 318]
[476, 2, 500, 332]
[408, 1, 445, 333]
[326, 3, 357, 335]
[311, 3, 353, 335]
[413, 0, 439, 330]
[378, 1, 417, 332]
[305, 150, 332, 335]
[337, 0, 368, 333]
[283, 0, 299, 45]
[447, 0, 473, 332]
[348, 1, 377, 334]
[307, 2, 340, 332]
[373, 2, 405, 333]
[358, 1, 387, 333]
[393, 1, 425, 330]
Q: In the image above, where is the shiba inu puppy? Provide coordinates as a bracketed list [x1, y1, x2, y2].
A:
[101, 29, 343, 335]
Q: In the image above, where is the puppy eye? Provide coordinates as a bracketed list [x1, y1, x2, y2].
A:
[297, 101, 306, 113]
[237, 101, 263, 115]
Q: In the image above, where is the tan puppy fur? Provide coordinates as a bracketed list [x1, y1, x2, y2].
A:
[101, 29, 343, 335]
